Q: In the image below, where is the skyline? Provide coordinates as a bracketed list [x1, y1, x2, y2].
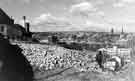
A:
[0, 0, 135, 32]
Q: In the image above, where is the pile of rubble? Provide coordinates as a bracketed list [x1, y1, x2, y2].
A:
[14, 43, 101, 73]
[11, 42, 131, 75]
[9, 42, 134, 81]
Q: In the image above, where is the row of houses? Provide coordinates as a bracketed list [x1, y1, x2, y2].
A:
[0, 8, 31, 40]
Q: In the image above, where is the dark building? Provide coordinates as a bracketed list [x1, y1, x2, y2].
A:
[0, 8, 14, 25]
[0, 8, 31, 40]
[0, 37, 34, 81]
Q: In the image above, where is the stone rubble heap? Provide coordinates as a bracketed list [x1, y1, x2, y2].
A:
[15, 43, 101, 72]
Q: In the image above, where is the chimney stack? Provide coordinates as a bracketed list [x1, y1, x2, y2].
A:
[23, 16, 30, 33]
[25, 22, 30, 33]
[121, 27, 124, 34]
[23, 16, 26, 22]
[10, 16, 14, 24]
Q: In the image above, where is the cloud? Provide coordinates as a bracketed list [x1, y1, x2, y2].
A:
[31, 13, 74, 31]
[23, 0, 31, 3]
[122, 0, 135, 3]
[32, 13, 52, 25]
[85, 20, 104, 27]
[30, 13, 105, 32]
[94, 0, 104, 5]
[108, 17, 135, 24]
[113, 0, 135, 7]
[70, 1, 105, 18]
[70, 2, 96, 12]
[70, 2, 97, 16]
[113, 2, 125, 7]
[18, 0, 36, 4]
[32, 13, 70, 25]
[22, 0, 43, 3]
[29, 1, 106, 32]
[96, 11, 105, 17]
[68, 20, 105, 31]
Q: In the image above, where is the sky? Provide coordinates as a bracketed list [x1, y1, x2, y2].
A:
[0, 0, 135, 32]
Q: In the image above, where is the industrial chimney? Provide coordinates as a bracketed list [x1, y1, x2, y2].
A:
[10, 16, 14, 24]
[22, 16, 30, 33]
[25, 22, 30, 33]
[23, 16, 26, 23]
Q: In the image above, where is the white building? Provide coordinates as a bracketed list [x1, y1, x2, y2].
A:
[98, 46, 131, 62]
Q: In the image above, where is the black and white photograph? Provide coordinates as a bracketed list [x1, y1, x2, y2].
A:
[0, 0, 134, 81]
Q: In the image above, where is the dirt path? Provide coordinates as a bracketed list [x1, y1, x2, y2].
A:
[34, 67, 73, 80]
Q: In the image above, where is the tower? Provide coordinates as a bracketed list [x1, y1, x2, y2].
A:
[23, 16, 26, 23]
[25, 22, 30, 33]
[121, 27, 124, 34]
[22, 16, 30, 33]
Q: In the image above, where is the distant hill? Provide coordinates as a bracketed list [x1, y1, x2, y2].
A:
[32, 31, 108, 40]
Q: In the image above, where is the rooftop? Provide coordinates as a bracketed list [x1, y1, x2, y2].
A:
[0, 8, 14, 24]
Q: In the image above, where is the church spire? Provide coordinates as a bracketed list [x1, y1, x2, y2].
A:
[121, 26, 124, 34]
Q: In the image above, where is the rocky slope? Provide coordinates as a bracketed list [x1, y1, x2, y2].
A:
[13, 42, 135, 81]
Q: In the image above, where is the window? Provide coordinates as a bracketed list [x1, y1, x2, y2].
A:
[1, 26, 4, 32]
